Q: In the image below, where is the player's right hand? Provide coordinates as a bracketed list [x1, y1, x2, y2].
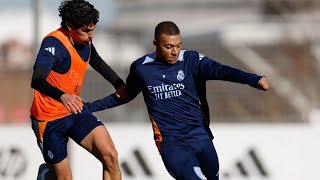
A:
[115, 84, 130, 101]
[60, 93, 83, 114]
[257, 77, 269, 91]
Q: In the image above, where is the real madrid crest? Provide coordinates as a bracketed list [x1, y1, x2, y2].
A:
[177, 70, 185, 81]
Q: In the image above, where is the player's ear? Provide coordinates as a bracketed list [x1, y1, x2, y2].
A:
[153, 39, 157, 46]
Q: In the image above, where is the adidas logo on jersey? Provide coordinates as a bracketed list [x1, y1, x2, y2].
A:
[45, 47, 55, 55]
[199, 54, 205, 60]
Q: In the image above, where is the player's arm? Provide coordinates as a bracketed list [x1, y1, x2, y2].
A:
[84, 93, 124, 112]
[31, 66, 64, 101]
[31, 37, 66, 101]
[196, 53, 269, 90]
[85, 82, 141, 112]
[85, 61, 142, 112]
[89, 45, 128, 100]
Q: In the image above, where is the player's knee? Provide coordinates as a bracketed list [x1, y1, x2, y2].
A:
[101, 147, 119, 168]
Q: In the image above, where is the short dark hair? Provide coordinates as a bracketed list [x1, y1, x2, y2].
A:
[154, 21, 180, 40]
[59, 0, 99, 29]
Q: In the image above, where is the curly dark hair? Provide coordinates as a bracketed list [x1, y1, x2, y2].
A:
[59, 0, 99, 29]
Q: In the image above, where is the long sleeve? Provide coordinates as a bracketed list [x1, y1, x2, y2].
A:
[84, 94, 126, 112]
[197, 55, 262, 88]
[31, 66, 65, 101]
[85, 60, 142, 112]
[89, 45, 125, 89]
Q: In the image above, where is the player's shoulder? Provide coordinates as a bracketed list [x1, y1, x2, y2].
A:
[182, 50, 201, 61]
[41, 36, 65, 50]
[131, 52, 156, 67]
[39, 36, 69, 62]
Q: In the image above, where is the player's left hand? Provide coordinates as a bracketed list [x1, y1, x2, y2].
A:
[257, 77, 269, 91]
[115, 84, 129, 101]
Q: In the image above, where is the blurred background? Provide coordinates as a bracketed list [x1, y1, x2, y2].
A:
[0, 0, 320, 179]
[1, 0, 320, 124]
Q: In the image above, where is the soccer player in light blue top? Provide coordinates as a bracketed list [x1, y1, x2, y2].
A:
[86, 21, 270, 180]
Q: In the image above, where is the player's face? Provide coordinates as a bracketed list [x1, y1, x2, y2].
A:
[69, 24, 96, 45]
[154, 33, 181, 64]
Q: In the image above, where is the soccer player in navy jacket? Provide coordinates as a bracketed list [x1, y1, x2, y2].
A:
[86, 21, 269, 180]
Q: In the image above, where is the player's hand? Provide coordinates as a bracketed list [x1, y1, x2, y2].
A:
[60, 93, 83, 114]
[115, 84, 129, 101]
[257, 77, 269, 91]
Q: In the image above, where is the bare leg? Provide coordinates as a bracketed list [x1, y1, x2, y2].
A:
[80, 125, 121, 180]
[51, 158, 72, 180]
[37, 159, 72, 180]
